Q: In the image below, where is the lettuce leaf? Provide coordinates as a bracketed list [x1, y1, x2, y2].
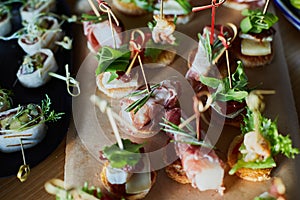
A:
[229, 156, 276, 175]
[241, 108, 300, 158]
[102, 139, 143, 169]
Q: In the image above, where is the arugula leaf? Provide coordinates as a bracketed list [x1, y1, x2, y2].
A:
[102, 139, 143, 169]
[96, 46, 131, 83]
[240, 9, 278, 33]
[200, 61, 249, 102]
[229, 156, 276, 175]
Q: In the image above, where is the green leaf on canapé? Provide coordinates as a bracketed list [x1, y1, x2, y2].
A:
[96, 46, 131, 83]
[102, 139, 143, 169]
[240, 9, 278, 33]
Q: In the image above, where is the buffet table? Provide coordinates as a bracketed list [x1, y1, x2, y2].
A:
[0, 3, 300, 200]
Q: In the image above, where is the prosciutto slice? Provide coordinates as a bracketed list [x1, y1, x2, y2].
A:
[83, 20, 123, 53]
[120, 80, 181, 135]
[173, 134, 225, 194]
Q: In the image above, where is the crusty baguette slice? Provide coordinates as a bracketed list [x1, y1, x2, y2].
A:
[144, 49, 176, 66]
[227, 135, 273, 182]
[96, 74, 136, 99]
[165, 159, 190, 184]
[101, 162, 157, 200]
[232, 37, 274, 68]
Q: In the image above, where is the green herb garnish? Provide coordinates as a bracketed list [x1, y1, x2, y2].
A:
[124, 83, 161, 114]
[160, 118, 214, 148]
[200, 61, 249, 102]
[175, 0, 192, 14]
[80, 13, 108, 23]
[0, 88, 12, 112]
[102, 139, 143, 168]
[240, 9, 278, 33]
[96, 46, 131, 83]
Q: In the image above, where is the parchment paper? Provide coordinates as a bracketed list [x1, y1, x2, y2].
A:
[65, 2, 300, 199]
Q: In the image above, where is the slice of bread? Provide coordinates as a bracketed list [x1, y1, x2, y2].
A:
[227, 135, 273, 182]
[101, 163, 157, 200]
[165, 159, 190, 184]
[96, 74, 136, 99]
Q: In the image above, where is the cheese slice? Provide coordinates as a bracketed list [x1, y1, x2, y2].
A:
[241, 39, 271, 56]
[125, 155, 151, 194]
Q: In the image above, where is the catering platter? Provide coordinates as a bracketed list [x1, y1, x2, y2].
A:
[0, 0, 72, 177]
[65, 1, 300, 199]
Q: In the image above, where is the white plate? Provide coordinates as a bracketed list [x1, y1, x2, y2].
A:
[274, 0, 300, 30]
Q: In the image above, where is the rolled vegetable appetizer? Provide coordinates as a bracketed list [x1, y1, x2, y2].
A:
[17, 48, 58, 88]
[0, 4, 11, 37]
[0, 95, 63, 153]
[19, 0, 56, 23]
[18, 15, 62, 54]
[0, 88, 12, 112]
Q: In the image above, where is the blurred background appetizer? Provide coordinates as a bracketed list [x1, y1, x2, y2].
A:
[224, 0, 266, 10]
[112, 0, 154, 15]
[0, 4, 12, 37]
[153, 0, 193, 24]
[0, 87, 12, 112]
[19, 0, 56, 23]
[0, 95, 63, 153]
[17, 49, 58, 88]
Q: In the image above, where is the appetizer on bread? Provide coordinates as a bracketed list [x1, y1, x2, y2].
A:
[228, 92, 299, 181]
[100, 139, 157, 199]
[0, 88, 12, 112]
[82, 12, 123, 53]
[0, 95, 63, 153]
[186, 24, 237, 93]
[120, 80, 181, 136]
[223, 0, 266, 10]
[153, 0, 193, 24]
[19, 0, 56, 23]
[96, 46, 139, 99]
[161, 117, 225, 194]
[0, 4, 11, 37]
[112, 0, 153, 15]
[233, 9, 278, 68]
[17, 49, 58, 88]
[145, 15, 177, 65]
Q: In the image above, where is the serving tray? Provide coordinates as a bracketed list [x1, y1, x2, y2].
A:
[65, 1, 300, 199]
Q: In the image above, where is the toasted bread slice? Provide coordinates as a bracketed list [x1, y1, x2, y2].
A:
[233, 37, 274, 68]
[101, 163, 157, 200]
[165, 159, 190, 184]
[112, 0, 148, 15]
[227, 135, 273, 182]
[96, 73, 137, 99]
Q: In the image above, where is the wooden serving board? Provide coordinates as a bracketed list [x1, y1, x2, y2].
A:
[65, 1, 300, 199]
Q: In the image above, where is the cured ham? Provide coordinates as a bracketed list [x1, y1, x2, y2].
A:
[120, 80, 181, 135]
[151, 15, 176, 45]
[83, 20, 123, 53]
[174, 137, 225, 194]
